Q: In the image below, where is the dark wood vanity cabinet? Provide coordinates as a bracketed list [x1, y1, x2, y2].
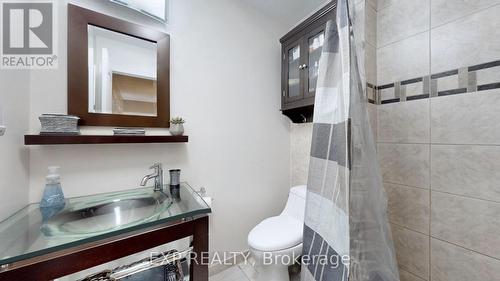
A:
[280, 2, 335, 122]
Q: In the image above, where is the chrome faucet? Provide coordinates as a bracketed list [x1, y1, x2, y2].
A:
[140, 163, 164, 191]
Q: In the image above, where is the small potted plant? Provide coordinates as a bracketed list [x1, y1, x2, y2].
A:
[169, 117, 185, 136]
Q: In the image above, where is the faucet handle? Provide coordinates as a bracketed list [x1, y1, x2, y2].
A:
[150, 163, 162, 171]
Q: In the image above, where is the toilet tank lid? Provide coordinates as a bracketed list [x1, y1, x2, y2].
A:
[290, 185, 307, 199]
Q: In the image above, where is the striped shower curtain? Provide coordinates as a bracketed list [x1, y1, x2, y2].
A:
[301, 0, 399, 281]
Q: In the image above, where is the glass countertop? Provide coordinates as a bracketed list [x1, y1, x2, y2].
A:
[0, 183, 211, 266]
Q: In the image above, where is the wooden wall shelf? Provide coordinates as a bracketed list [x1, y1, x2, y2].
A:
[24, 134, 188, 145]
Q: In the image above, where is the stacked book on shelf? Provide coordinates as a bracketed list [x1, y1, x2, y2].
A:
[39, 114, 80, 134]
[113, 128, 146, 136]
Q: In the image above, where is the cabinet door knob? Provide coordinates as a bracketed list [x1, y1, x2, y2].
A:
[302, 64, 308, 69]
[298, 65, 304, 69]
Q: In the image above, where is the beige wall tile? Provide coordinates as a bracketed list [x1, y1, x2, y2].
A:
[290, 123, 313, 186]
[380, 87, 396, 100]
[385, 183, 430, 233]
[431, 145, 500, 202]
[374, 1, 500, 280]
[377, 32, 430, 85]
[366, 0, 378, 10]
[377, 0, 393, 10]
[400, 269, 426, 281]
[431, 238, 500, 281]
[431, 5, 500, 73]
[431, 0, 500, 28]
[435, 75, 459, 92]
[366, 37, 377, 85]
[404, 82, 424, 98]
[430, 89, 500, 145]
[377, 0, 429, 47]
[365, 4, 377, 47]
[367, 103, 378, 142]
[431, 192, 500, 260]
[378, 99, 430, 143]
[476, 65, 500, 85]
[391, 224, 430, 280]
[378, 143, 430, 188]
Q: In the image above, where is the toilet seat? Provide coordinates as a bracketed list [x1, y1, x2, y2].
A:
[247, 186, 307, 281]
[248, 215, 303, 252]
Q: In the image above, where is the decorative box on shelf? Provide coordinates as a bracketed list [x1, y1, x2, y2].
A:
[39, 114, 80, 134]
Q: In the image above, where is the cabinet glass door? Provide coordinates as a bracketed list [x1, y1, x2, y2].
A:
[307, 31, 325, 97]
[287, 44, 301, 100]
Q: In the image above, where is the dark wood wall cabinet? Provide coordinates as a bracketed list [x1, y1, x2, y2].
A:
[280, 2, 336, 123]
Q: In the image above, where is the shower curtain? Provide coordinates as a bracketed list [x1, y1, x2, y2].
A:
[301, 0, 399, 280]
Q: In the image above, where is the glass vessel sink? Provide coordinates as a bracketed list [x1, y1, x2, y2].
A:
[0, 183, 211, 266]
[40, 189, 172, 238]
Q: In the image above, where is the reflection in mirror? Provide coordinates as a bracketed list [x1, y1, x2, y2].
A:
[88, 25, 158, 117]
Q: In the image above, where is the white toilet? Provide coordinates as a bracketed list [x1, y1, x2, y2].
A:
[247, 185, 307, 281]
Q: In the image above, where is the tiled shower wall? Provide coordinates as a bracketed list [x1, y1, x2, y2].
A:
[290, 0, 500, 280]
[291, 0, 377, 186]
[376, 0, 500, 280]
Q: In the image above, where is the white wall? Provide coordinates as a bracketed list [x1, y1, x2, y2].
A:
[27, 0, 291, 255]
[0, 70, 30, 221]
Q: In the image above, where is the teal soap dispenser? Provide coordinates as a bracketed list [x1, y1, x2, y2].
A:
[40, 166, 66, 208]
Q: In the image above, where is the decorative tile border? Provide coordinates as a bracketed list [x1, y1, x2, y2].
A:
[367, 83, 377, 104]
[366, 59, 500, 105]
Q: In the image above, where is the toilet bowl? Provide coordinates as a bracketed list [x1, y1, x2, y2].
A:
[247, 185, 307, 281]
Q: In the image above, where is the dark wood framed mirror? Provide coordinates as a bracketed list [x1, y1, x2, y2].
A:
[68, 4, 170, 127]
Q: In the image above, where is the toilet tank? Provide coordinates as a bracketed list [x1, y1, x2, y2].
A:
[281, 185, 307, 222]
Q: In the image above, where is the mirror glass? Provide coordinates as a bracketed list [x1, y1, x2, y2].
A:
[88, 25, 158, 117]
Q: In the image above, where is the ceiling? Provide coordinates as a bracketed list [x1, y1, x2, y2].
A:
[240, 0, 330, 29]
